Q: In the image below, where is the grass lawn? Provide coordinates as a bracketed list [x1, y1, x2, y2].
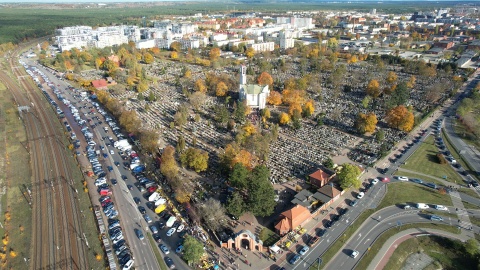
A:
[1, 79, 33, 269]
[376, 182, 453, 210]
[401, 136, 465, 185]
[259, 227, 280, 247]
[394, 171, 480, 199]
[147, 233, 169, 270]
[380, 235, 476, 270]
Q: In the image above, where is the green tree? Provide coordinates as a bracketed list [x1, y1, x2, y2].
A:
[234, 101, 248, 122]
[176, 135, 186, 153]
[247, 165, 275, 217]
[183, 235, 204, 264]
[214, 105, 230, 125]
[226, 192, 246, 218]
[180, 148, 209, 173]
[147, 91, 156, 102]
[337, 163, 361, 190]
[375, 129, 385, 142]
[324, 158, 334, 169]
[229, 163, 249, 190]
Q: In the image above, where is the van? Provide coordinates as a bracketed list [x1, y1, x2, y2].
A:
[416, 203, 429, 209]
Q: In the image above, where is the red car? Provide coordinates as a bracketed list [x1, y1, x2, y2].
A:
[147, 185, 158, 193]
[380, 177, 390, 183]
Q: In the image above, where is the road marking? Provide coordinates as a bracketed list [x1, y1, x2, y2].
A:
[364, 238, 370, 245]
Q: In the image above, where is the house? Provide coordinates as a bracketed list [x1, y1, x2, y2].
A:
[317, 184, 342, 202]
[238, 65, 270, 109]
[309, 167, 336, 188]
[91, 79, 108, 90]
[274, 205, 311, 235]
[433, 40, 454, 49]
[291, 189, 331, 210]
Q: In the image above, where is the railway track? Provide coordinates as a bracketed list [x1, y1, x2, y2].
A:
[1, 43, 88, 270]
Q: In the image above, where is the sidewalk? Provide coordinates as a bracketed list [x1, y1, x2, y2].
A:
[367, 228, 470, 270]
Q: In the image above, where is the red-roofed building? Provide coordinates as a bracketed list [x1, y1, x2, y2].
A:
[274, 205, 311, 235]
[309, 167, 336, 188]
[91, 79, 108, 90]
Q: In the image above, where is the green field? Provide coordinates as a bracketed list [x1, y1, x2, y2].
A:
[377, 182, 453, 209]
[400, 136, 464, 185]
[380, 235, 476, 270]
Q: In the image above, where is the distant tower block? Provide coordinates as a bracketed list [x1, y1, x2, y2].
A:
[240, 65, 247, 85]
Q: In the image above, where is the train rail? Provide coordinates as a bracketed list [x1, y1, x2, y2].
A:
[1, 43, 88, 270]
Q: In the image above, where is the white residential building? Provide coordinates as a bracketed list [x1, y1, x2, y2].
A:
[279, 31, 295, 49]
[91, 26, 128, 49]
[249, 42, 275, 52]
[276, 17, 314, 29]
[55, 26, 93, 51]
[238, 65, 270, 110]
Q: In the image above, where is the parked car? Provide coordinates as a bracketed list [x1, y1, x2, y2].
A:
[143, 214, 152, 223]
[396, 176, 409, 181]
[357, 192, 365, 199]
[164, 257, 175, 269]
[350, 200, 358, 207]
[133, 197, 141, 204]
[166, 228, 175, 237]
[410, 178, 423, 184]
[159, 244, 170, 254]
[149, 225, 158, 234]
[371, 179, 379, 185]
[138, 206, 146, 214]
[175, 245, 184, 253]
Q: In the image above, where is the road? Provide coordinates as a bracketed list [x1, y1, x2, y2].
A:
[25, 58, 189, 270]
[443, 72, 480, 176]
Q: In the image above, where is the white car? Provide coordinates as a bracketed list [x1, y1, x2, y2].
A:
[110, 149, 114, 155]
[350, 250, 359, 258]
[87, 141, 96, 146]
[357, 192, 365, 199]
[397, 176, 409, 181]
[166, 228, 175, 237]
[176, 224, 185, 232]
[435, 205, 448, 211]
[122, 260, 134, 270]
[371, 179, 379, 185]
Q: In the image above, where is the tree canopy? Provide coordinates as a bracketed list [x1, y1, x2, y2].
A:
[337, 163, 362, 190]
[180, 147, 209, 173]
[183, 235, 204, 264]
[385, 105, 414, 132]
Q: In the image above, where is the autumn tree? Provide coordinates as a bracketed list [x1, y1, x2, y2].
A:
[406, 75, 416, 89]
[385, 105, 414, 132]
[216, 81, 228, 97]
[194, 79, 207, 93]
[209, 47, 221, 61]
[245, 47, 255, 59]
[189, 91, 206, 111]
[143, 52, 154, 64]
[160, 145, 179, 181]
[386, 71, 398, 84]
[282, 89, 306, 105]
[355, 112, 378, 134]
[267, 91, 282, 106]
[170, 51, 178, 59]
[136, 81, 148, 93]
[139, 129, 159, 153]
[257, 72, 274, 90]
[303, 100, 315, 117]
[170, 41, 181, 52]
[366, 79, 381, 98]
[119, 110, 139, 134]
[279, 112, 291, 125]
[180, 147, 209, 172]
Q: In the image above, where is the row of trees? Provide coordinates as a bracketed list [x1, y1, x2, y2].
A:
[355, 104, 414, 134]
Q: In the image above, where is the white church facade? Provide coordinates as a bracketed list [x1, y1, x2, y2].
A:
[238, 66, 270, 110]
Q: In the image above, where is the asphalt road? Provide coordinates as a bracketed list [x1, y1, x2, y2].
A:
[25, 59, 189, 270]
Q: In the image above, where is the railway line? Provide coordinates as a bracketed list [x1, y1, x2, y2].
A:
[1, 43, 88, 270]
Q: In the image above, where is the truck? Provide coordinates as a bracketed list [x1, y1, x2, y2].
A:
[114, 139, 130, 149]
[166, 216, 176, 227]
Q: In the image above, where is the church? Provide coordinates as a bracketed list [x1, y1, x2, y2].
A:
[238, 66, 270, 110]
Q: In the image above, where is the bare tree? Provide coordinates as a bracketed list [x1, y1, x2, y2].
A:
[198, 198, 227, 232]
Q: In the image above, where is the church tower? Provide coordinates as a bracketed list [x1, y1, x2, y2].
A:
[240, 65, 247, 85]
